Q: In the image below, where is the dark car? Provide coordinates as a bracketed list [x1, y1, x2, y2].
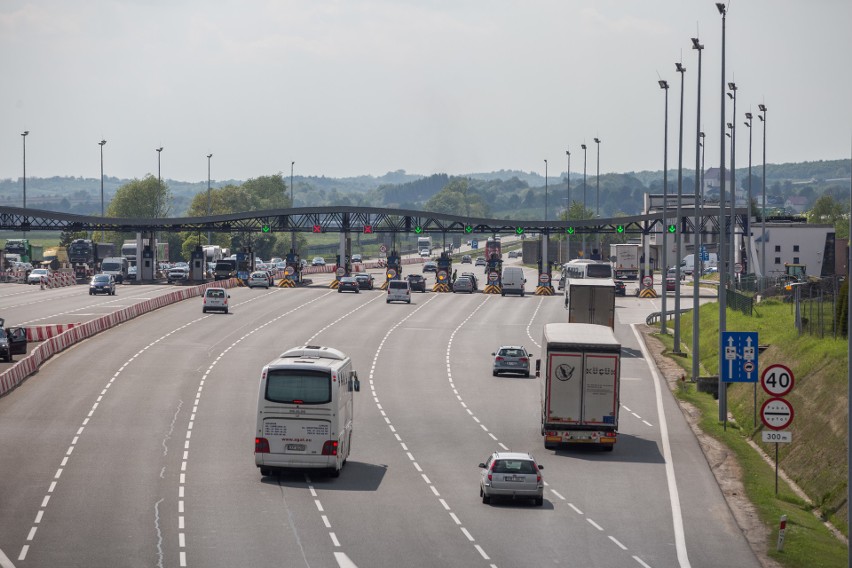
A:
[407, 273, 427, 292]
[355, 273, 374, 290]
[460, 272, 478, 290]
[666, 277, 677, 292]
[89, 274, 116, 295]
[422, 261, 438, 273]
[453, 276, 474, 293]
[614, 280, 626, 296]
[0, 318, 28, 362]
[338, 276, 360, 293]
[461, 255, 472, 264]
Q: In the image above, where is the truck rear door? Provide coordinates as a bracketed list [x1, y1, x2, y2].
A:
[582, 353, 619, 425]
[545, 352, 584, 424]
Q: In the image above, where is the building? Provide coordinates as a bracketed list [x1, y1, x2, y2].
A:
[751, 222, 836, 278]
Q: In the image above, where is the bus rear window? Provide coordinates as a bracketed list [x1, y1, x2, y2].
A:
[586, 264, 612, 278]
[265, 369, 332, 404]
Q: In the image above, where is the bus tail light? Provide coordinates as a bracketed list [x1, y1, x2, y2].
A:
[255, 437, 270, 453]
[322, 440, 339, 456]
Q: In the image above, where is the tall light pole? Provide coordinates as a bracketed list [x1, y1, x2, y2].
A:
[566, 149, 571, 260]
[290, 161, 296, 252]
[744, 112, 753, 276]
[581, 143, 587, 257]
[728, 82, 738, 283]
[544, 159, 549, 222]
[21, 131, 29, 211]
[691, 37, 704, 383]
[659, 79, 670, 334]
[207, 153, 213, 245]
[716, 1, 729, 424]
[759, 104, 767, 280]
[674, 61, 686, 353]
[99, 140, 107, 241]
[156, 147, 163, 218]
[594, 137, 601, 256]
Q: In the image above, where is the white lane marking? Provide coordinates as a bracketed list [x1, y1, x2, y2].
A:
[631, 324, 692, 568]
[587, 518, 604, 531]
[334, 552, 359, 568]
[609, 535, 628, 550]
[633, 556, 653, 568]
[0, 546, 17, 568]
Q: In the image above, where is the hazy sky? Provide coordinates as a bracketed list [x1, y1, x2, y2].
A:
[2, 0, 850, 184]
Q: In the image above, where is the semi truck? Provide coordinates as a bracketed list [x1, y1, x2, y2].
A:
[564, 278, 616, 328]
[4, 239, 42, 264]
[538, 323, 621, 451]
[612, 243, 640, 280]
[417, 236, 432, 255]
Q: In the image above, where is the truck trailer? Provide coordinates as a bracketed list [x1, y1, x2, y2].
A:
[612, 243, 640, 280]
[564, 278, 616, 328]
[538, 323, 621, 451]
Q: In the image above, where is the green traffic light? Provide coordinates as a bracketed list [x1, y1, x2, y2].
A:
[515, 227, 524, 235]
[566, 227, 575, 235]
[616, 225, 624, 234]
[465, 225, 473, 233]
[414, 226, 423, 234]
[262, 225, 270, 233]
[668, 225, 677, 233]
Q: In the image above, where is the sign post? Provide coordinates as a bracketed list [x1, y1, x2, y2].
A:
[760, 364, 795, 495]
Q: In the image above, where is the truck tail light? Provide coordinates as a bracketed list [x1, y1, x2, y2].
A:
[322, 440, 338, 456]
[255, 437, 270, 453]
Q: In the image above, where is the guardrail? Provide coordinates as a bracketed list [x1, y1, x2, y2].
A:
[645, 308, 693, 326]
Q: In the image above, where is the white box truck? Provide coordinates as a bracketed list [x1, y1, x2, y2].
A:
[613, 244, 640, 280]
[681, 253, 717, 276]
[538, 323, 621, 451]
[564, 278, 616, 328]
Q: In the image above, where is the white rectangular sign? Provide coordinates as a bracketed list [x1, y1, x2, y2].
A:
[762, 430, 792, 443]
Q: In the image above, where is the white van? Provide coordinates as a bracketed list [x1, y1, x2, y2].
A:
[501, 266, 526, 297]
[100, 257, 129, 283]
[255, 345, 360, 478]
[681, 253, 718, 276]
[386, 279, 411, 303]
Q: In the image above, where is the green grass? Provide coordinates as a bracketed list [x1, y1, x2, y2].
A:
[654, 299, 849, 567]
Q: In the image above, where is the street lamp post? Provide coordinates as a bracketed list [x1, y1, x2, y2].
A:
[207, 153, 213, 245]
[728, 82, 738, 283]
[659, 79, 670, 334]
[716, 1, 729, 424]
[691, 37, 704, 382]
[566, 149, 571, 260]
[21, 131, 29, 211]
[99, 139, 107, 241]
[594, 137, 601, 256]
[544, 159, 549, 274]
[581, 143, 587, 257]
[290, 161, 296, 252]
[544, 159, 548, 222]
[674, 61, 686, 353]
[156, 147, 163, 217]
[745, 112, 753, 276]
[758, 104, 767, 280]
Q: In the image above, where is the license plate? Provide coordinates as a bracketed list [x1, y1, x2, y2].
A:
[504, 475, 524, 482]
[286, 444, 306, 451]
[506, 361, 517, 365]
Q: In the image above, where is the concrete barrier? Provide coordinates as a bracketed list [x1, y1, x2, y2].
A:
[0, 279, 239, 398]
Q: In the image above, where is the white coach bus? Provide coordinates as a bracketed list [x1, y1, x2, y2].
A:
[255, 345, 360, 478]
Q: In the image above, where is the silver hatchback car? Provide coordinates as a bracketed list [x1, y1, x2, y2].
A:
[491, 345, 531, 377]
[479, 452, 544, 506]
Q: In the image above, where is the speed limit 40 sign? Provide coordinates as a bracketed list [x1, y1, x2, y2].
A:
[761, 364, 795, 397]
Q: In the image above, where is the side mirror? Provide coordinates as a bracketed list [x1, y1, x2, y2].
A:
[491, 352, 496, 356]
[535, 359, 541, 377]
[478, 463, 486, 468]
[538, 464, 544, 470]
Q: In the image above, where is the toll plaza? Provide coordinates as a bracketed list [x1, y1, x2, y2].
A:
[279, 249, 303, 287]
[483, 252, 502, 294]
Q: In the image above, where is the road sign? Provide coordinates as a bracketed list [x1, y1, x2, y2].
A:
[336, 267, 345, 277]
[761, 364, 795, 397]
[386, 269, 397, 279]
[761, 397, 794, 430]
[642, 276, 653, 288]
[721, 331, 759, 383]
[471, 239, 479, 250]
[488, 271, 499, 282]
[762, 431, 792, 444]
[437, 270, 447, 281]
[539, 273, 550, 283]
[284, 266, 294, 276]
[700, 246, 709, 262]
[734, 262, 743, 273]
[380, 244, 387, 253]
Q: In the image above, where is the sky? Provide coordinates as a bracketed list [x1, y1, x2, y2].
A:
[1, 0, 850, 184]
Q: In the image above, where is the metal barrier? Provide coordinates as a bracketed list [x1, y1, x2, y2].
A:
[645, 308, 693, 326]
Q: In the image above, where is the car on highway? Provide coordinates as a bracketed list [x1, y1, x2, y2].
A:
[27, 268, 49, 285]
[127, 264, 137, 281]
[351, 254, 362, 263]
[508, 250, 520, 259]
[355, 273, 374, 290]
[475, 257, 487, 266]
[461, 255, 472, 264]
[460, 272, 478, 290]
[491, 345, 532, 377]
[419, 250, 431, 258]
[422, 261, 437, 273]
[386, 279, 411, 303]
[453, 275, 475, 294]
[0, 319, 27, 363]
[666, 277, 677, 292]
[89, 274, 116, 295]
[406, 273, 426, 292]
[614, 280, 627, 296]
[337, 276, 360, 293]
[167, 265, 189, 283]
[202, 287, 230, 314]
[248, 271, 270, 289]
[312, 257, 326, 266]
[478, 451, 544, 506]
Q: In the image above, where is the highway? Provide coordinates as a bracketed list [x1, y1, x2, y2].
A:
[0, 265, 760, 568]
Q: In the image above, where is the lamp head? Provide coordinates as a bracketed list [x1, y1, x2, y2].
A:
[716, 2, 726, 15]
[727, 122, 733, 129]
[99, 139, 106, 146]
[745, 112, 752, 120]
[22, 131, 29, 137]
[699, 131, 706, 138]
[758, 115, 764, 122]
[156, 147, 163, 152]
[728, 82, 737, 91]
[691, 37, 703, 50]
[744, 121, 751, 128]
[727, 93, 734, 100]
[207, 153, 212, 159]
[758, 104, 767, 112]
[675, 62, 685, 73]
[658, 79, 669, 89]
[594, 138, 600, 144]
[581, 144, 586, 150]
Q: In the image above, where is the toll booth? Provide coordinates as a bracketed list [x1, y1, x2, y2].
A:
[190, 246, 205, 281]
[381, 251, 402, 289]
[280, 249, 302, 287]
[236, 250, 250, 282]
[434, 252, 452, 292]
[141, 246, 155, 281]
[336, 254, 352, 277]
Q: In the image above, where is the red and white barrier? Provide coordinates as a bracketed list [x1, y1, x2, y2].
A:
[0, 278, 240, 398]
[26, 323, 80, 342]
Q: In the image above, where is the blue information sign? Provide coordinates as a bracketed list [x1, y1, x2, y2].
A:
[700, 246, 709, 262]
[471, 239, 479, 250]
[721, 331, 759, 383]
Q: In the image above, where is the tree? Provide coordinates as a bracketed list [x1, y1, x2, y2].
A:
[108, 175, 173, 219]
[807, 194, 850, 239]
[424, 178, 489, 218]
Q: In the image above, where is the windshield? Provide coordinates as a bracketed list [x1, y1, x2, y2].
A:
[265, 369, 332, 405]
[93, 275, 109, 282]
[101, 262, 120, 271]
[586, 264, 612, 278]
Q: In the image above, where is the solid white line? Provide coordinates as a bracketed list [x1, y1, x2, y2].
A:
[631, 324, 691, 568]
[0, 546, 16, 568]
